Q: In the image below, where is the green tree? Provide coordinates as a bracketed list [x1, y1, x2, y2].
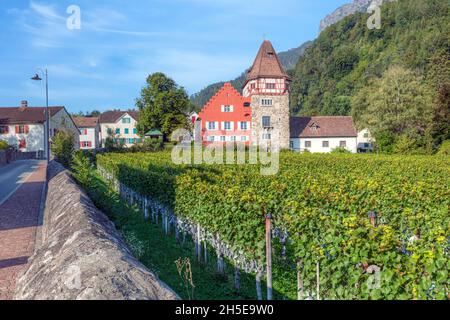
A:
[136, 73, 190, 139]
[352, 66, 435, 153]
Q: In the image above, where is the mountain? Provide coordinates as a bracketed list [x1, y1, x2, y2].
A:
[319, 0, 397, 33]
[290, 0, 449, 117]
[190, 41, 312, 110]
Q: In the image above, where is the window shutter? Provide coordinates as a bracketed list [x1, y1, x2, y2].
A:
[15, 125, 19, 134]
[230, 122, 234, 131]
[221, 105, 224, 112]
[230, 105, 234, 112]
[80, 142, 83, 147]
[88, 141, 92, 148]
[25, 125, 29, 134]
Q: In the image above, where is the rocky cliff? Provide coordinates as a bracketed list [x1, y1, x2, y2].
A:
[319, 0, 397, 33]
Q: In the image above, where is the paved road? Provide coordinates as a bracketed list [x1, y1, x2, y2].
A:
[0, 160, 47, 300]
[0, 160, 44, 206]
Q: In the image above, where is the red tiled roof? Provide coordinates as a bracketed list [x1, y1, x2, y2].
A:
[290, 116, 357, 138]
[245, 40, 290, 84]
[99, 110, 139, 124]
[0, 106, 64, 125]
[73, 116, 99, 128]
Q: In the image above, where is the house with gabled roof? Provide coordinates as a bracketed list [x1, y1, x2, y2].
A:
[73, 116, 100, 150]
[198, 82, 252, 145]
[98, 110, 142, 148]
[0, 100, 79, 156]
[289, 116, 358, 153]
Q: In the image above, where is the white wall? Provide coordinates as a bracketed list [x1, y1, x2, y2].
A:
[79, 126, 99, 149]
[0, 124, 45, 152]
[100, 113, 140, 148]
[290, 137, 357, 153]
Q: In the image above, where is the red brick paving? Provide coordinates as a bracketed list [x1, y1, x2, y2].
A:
[0, 162, 46, 300]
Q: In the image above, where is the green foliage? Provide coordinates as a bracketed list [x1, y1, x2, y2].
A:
[353, 65, 435, 154]
[82, 171, 259, 299]
[136, 72, 190, 138]
[0, 140, 9, 150]
[437, 140, 450, 155]
[71, 151, 93, 188]
[290, 0, 450, 151]
[330, 146, 351, 154]
[97, 151, 450, 299]
[51, 130, 75, 167]
[141, 138, 164, 152]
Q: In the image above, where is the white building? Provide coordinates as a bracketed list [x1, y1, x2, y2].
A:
[290, 116, 358, 153]
[99, 110, 141, 148]
[74, 116, 100, 150]
[357, 128, 375, 152]
[0, 101, 79, 156]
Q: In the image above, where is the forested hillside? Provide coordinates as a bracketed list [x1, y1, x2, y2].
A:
[190, 41, 312, 109]
[290, 0, 449, 153]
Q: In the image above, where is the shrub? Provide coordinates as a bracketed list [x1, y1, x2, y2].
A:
[330, 146, 351, 154]
[71, 151, 93, 188]
[0, 140, 9, 150]
[51, 130, 75, 167]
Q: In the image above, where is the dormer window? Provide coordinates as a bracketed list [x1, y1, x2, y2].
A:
[310, 123, 320, 132]
[122, 117, 131, 124]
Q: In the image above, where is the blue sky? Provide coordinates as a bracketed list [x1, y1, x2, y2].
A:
[0, 0, 349, 113]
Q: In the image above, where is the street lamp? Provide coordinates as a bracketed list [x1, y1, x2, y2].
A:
[31, 68, 49, 163]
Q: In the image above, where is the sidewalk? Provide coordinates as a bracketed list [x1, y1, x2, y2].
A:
[0, 161, 46, 300]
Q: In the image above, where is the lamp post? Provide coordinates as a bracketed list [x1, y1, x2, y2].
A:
[31, 69, 49, 163]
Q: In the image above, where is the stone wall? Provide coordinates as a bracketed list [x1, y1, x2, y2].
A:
[14, 161, 179, 300]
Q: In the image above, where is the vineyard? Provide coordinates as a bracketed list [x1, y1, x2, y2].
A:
[96, 152, 450, 300]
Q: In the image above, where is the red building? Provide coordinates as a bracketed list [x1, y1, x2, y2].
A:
[198, 82, 252, 145]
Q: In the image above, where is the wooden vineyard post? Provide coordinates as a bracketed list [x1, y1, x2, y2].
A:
[265, 212, 273, 300]
[234, 265, 241, 293]
[297, 260, 304, 300]
[196, 223, 202, 263]
[203, 241, 208, 264]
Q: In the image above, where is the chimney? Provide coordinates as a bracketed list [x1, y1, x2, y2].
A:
[20, 100, 28, 108]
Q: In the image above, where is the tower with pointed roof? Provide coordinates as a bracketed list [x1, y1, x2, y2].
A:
[243, 40, 291, 150]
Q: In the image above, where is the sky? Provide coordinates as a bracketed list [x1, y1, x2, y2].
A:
[0, 0, 350, 113]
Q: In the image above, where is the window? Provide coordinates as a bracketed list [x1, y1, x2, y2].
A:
[15, 125, 29, 134]
[208, 122, 216, 130]
[127, 138, 135, 144]
[266, 83, 276, 90]
[251, 83, 256, 89]
[0, 126, 8, 134]
[133, 128, 137, 134]
[223, 105, 232, 112]
[220, 136, 226, 142]
[262, 133, 271, 140]
[290, 141, 294, 149]
[240, 122, 248, 130]
[115, 128, 120, 134]
[80, 141, 92, 148]
[340, 141, 347, 147]
[305, 141, 311, 148]
[241, 136, 247, 142]
[124, 128, 129, 134]
[80, 128, 87, 135]
[207, 136, 215, 142]
[224, 122, 231, 130]
[363, 132, 369, 138]
[231, 136, 236, 142]
[262, 116, 271, 128]
[322, 141, 329, 148]
[107, 128, 112, 134]
[18, 139, 26, 149]
[122, 118, 131, 124]
[261, 99, 273, 106]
